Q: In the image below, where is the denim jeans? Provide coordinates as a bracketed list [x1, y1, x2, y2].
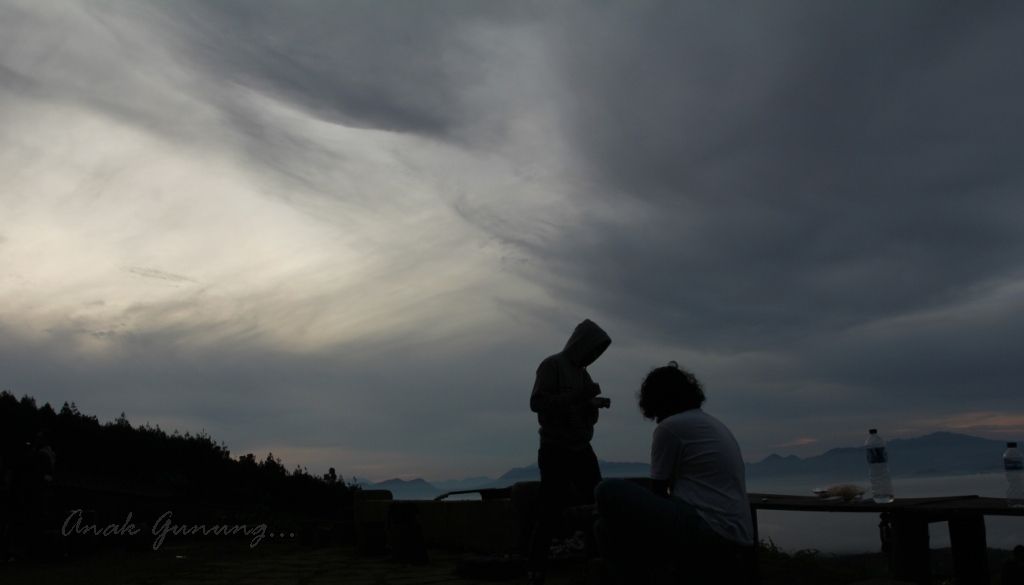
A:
[593, 478, 717, 584]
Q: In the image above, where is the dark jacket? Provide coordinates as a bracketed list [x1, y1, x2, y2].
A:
[530, 319, 611, 451]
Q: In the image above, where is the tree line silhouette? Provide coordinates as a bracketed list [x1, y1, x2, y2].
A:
[0, 390, 357, 557]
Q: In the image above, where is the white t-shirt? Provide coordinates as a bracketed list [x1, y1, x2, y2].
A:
[650, 409, 754, 545]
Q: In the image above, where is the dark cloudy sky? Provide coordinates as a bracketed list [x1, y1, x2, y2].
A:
[2, 1, 1022, 481]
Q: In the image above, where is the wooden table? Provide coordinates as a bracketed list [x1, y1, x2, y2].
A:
[748, 493, 1024, 585]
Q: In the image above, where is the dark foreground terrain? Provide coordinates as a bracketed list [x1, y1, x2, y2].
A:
[1, 538, 1019, 585]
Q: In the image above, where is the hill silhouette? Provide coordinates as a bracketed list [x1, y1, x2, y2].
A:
[373, 432, 1015, 499]
[370, 478, 441, 499]
[746, 431, 1010, 478]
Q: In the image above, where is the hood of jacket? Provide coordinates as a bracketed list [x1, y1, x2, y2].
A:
[562, 319, 611, 368]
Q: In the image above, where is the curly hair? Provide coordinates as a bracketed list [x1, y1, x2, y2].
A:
[637, 361, 706, 422]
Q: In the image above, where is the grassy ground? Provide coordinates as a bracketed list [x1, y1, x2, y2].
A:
[1, 539, 488, 585]
[2, 538, 1018, 584]
[756, 541, 1018, 585]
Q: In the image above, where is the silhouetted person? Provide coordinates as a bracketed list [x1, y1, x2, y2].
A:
[594, 362, 753, 585]
[527, 319, 611, 584]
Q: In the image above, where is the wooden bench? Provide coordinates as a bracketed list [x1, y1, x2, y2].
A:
[749, 493, 1024, 585]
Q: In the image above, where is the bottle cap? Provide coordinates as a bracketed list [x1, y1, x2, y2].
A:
[869, 429, 877, 434]
[1009, 442, 1019, 448]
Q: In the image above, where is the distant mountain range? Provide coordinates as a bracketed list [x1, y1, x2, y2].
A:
[361, 432, 1013, 500]
[745, 431, 1009, 479]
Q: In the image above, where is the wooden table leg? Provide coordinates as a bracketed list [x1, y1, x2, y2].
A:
[889, 512, 930, 585]
[949, 512, 989, 585]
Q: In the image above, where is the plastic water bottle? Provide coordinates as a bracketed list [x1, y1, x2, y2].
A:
[1004, 442, 1024, 508]
[866, 429, 894, 503]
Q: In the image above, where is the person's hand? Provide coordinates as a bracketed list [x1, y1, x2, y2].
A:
[591, 397, 611, 409]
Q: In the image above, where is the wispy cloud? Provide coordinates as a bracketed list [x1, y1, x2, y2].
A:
[774, 437, 820, 449]
[3, 0, 1024, 479]
[914, 412, 1024, 437]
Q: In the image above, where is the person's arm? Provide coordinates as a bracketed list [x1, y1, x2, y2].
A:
[530, 360, 596, 413]
[650, 425, 680, 498]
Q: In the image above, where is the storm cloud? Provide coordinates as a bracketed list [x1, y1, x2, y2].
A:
[2, 0, 1022, 479]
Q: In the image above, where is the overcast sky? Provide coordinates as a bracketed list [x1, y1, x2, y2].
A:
[2, 1, 1023, 481]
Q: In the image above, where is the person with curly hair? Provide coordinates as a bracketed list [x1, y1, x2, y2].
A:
[593, 361, 753, 584]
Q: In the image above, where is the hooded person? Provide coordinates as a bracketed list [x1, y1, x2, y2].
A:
[527, 319, 612, 584]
